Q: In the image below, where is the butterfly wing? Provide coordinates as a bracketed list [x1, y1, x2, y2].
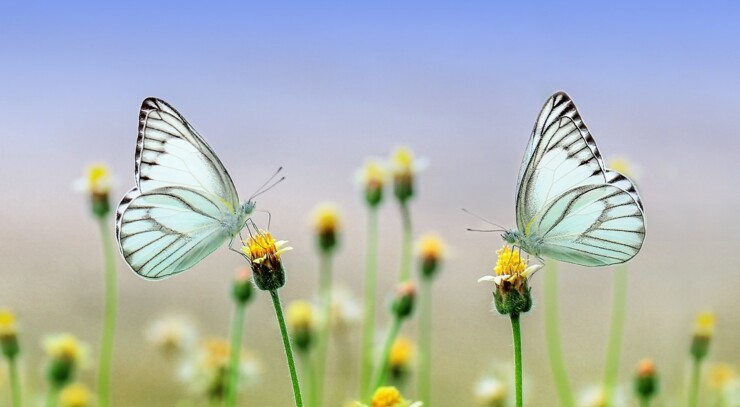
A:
[515, 92, 645, 266]
[116, 98, 242, 279]
[116, 187, 236, 280]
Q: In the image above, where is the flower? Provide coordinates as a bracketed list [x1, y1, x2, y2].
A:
[330, 287, 362, 335]
[75, 163, 115, 218]
[388, 336, 414, 379]
[59, 382, 93, 407]
[607, 156, 640, 182]
[391, 282, 416, 320]
[145, 315, 198, 356]
[578, 385, 626, 407]
[0, 309, 19, 359]
[708, 363, 736, 390]
[232, 266, 254, 304]
[242, 229, 292, 291]
[179, 338, 261, 400]
[311, 202, 341, 252]
[475, 377, 507, 407]
[358, 386, 422, 407]
[357, 158, 387, 206]
[389, 146, 426, 203]
[634, 359, 658, 400]
[417, 234, 446, 279]
[478, 246, 541, 316]
[691, 311, 715, 360]
[43, 333, 90, 388]
[286, 300, 316, 352]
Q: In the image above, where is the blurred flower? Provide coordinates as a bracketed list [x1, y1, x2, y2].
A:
[389, 146, 426, 203]
[75, 163, 115, 218]
[634, 359, 658, 401]
[391, 282, 416, 320]
[357, 386, 422, 407]
[43, 334, 90, 388]
[357, 158, 387, 207]
[59, 382, 93, 407]
[0, 309, 19, 359]
[242, 229, 292, 291]
[145, 315, 198, 356]
[330, 287, 362, 335]
[691, 311, 715, 360]
[478, 246, 541, 316]
[709, 363, 737, 390]
[232, 266, 254, 305]
[388, 336, 414, 380]
[311, 202, 341, 253]
[179, 338, 261, 401]
[607, 156, 640, 182]
[417, 234, 446, 280]
[578, 384, 626, 407]
[474, 377, 507, 407]
[286, 300, 316, 352]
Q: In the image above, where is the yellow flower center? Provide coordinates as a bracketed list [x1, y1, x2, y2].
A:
[494, 246, 526, 276]
[709, 364, 736, 389]
[46, 334, 84, 362]
[202, 338, 231, 368]
[362, 160, 386, 187]
[372, 386, 404, 407]
[312, 203, 340, 234]
[694, 312, 715, 338]
[85, 163, 112, 194]
[287, 300, 315, 330]
[418, 234, 445, 261]
[0, 309, 16, 335]
[389, 336, 414, 368]
[243, 230, 288, 264]
[60, 383, 92, 407]
[390, 147, 414, 174]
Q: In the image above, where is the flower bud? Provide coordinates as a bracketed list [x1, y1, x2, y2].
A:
[634, 359, 658, 400]
[691, 312, 714, 360]
[311, 203, 341, 253]
[232, 267, 254, 305]
[286, 300, 316, 353]
[0, 310, 19, 360]
[391, 282, 416, 320]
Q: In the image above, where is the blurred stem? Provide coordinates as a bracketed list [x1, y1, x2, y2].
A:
[398, 201, 412, 282]
[640, 398, 650, 407]
[359, 207, 379, 398]
[270, 290, 304, 407]
[544, 261, 575, 407]
[9, 356, 21, 407]
[418, 277, 433, 405]
[226, 302, 247, 407]
[368, 315, 402, 402]
[45, 386, 59, 407]
[511, 314, 523, 407]
[688, 355, 702, 407]
[602, 264, 629, 406]
[299, 352, 318, 407]
[97, 217, 117, 407]
[315, 251, 333, 407]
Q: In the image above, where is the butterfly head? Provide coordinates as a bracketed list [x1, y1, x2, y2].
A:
[501, 230, 519, 245]
[240, 201, 256, 217]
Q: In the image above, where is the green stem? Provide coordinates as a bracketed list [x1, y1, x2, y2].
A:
[418, 278, 433, 405]
[398, 201, 413, 282]
[368, 316, 403, 401]
[544, 261, 575, 407]
[640, 397, 650, 407]
[688, 355, 702, 407]
[9, 356, 22, 407]
[97, 217, 117, 407]
[299, 352, 318, 407]
[315, 251, 333, 407]
[359, 207, 379, 398]
[270, 290, 304, 407]
[45, 386, 59, 407]
[511, 314, 524, 407]
[602, 264, 628, 406]
[226, 302, 247, 407]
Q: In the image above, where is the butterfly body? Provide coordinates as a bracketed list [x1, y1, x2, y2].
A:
[116, 98, 255, 280]
[507, 92, 645, 267]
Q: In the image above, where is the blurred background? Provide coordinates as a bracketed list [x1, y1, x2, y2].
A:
[1, 1, 740, 405]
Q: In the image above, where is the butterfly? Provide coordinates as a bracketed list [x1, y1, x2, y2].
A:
[501, 92, 645, 267]
[116, 98, 273, 280]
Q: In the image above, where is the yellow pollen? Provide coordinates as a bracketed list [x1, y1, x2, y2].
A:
[494, 246, 526, 276]
[372, 386, 404, 407]
[694, 311, 715, 337]
[390, 146, 415, 173]
[0, 309, 16, 335]
[418, 234, 445, 261]
[243, 231, 279, 262]
[85, 163, 112, 193]
[389, 336, 414, 368]
[312, 203, 340, 234]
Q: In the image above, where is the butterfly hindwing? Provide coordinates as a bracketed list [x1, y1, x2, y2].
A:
[116, 186, 234, 280]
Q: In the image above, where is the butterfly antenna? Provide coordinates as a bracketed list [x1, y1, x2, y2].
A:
[466, 228, 500, 233]
[462, 208, 507, 232]
[249, 167, 284, 201]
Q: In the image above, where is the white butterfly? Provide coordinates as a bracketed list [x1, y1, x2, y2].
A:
[502, 92, 645, 267]
[116, 98, 262, 280]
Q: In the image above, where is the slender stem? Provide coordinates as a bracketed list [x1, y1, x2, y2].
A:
[418, 278, 433, 405]
[270, 290, 304, 407]
[640, 397, 650, 407]
[602, 264, 629, 406]
[544, 261, 575, 407]
[688, 355, 702, 407]
[359, 207, 380, 398]
[368, 316, 403, 401]
[299, 352, 318, 407]
[398, 201, 413, 282]
[97, 217, 117, 407]
[45, 386, 59, 407]
[511, 314, 524, 407]
[315, 251, 333, 407]
[9, 356, 22, 407]
[226, 302, 247, 407]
